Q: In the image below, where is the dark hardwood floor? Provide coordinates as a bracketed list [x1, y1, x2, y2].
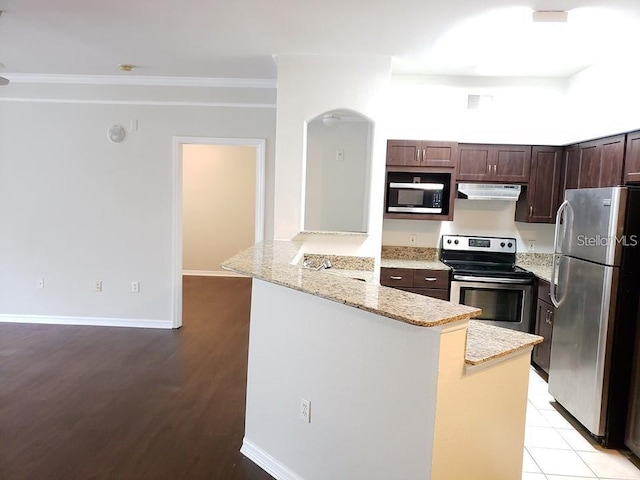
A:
[0, 276, 273, 480]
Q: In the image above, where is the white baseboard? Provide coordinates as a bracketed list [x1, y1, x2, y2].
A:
[0, 314, 174, 329]
[240, 439, 303, 480]
[183, 269, 248, 278]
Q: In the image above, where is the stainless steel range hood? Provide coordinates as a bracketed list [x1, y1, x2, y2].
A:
[457, 183, 522, 201]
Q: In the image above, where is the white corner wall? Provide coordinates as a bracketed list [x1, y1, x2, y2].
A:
[182, 144, 256, 274]
[273, 55, 392, 258]
[0, 80, 275, 326]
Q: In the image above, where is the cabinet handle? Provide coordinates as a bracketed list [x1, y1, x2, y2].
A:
[416, 150, 420, 162]
[390, 276, 403, 280]
[422, 149, 426, 162]
[424, 277, 437, 282]
[487, 164, 491, 174]
[545, 310, 553, 325]
[529, 205, 533, 217]
[493, 164, 497, 175]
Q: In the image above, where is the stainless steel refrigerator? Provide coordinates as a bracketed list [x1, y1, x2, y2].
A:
[549, 186, 640, 447]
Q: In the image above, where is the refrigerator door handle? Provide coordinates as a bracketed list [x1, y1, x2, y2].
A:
[551, 199, 570, 308]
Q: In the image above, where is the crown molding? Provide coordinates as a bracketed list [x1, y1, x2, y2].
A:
[0, 97, 276, 108]
[2, 73, 277, 89]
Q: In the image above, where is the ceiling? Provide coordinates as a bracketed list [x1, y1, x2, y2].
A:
[1, 0, 640, 80]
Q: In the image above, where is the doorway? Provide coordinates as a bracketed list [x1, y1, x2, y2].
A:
[172, 137, 265, 328]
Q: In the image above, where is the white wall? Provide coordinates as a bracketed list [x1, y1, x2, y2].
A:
[244, 279, 441, 480]
[383, 200, 555, 253]
[387, 75, 569, 145]
[304, 118, 371, 233]
[566, 61, 640, 143]
[182, 144, 256, 273]
[0, 80, 275, 325]
[273, 55, 392, 259]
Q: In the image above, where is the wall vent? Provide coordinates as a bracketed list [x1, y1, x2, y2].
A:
[467, 94, 494, 110]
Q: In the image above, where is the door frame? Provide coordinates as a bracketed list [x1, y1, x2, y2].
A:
[172, 136, 266, 328]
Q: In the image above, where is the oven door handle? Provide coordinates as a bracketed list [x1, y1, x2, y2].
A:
[452, 275, 532, 285]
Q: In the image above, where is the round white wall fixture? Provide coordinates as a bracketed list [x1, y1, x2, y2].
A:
[107, 124, 127, 143]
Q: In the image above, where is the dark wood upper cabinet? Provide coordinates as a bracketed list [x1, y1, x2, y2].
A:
[624, 131, 640, 184]
[493, 145, 532, 183]
[563, 146, 580, 191]
[563, 134, 625, 192]
[578, 141, 601, 188]
[515, 146, 563, 223]
[458, 144, 531, 183]
[458, 144, 493, 181]
[599, 136, 625, 187]
[387, 140, 458, 168]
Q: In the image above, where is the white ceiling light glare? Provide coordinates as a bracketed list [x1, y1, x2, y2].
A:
[416, 6, 640, 78]
[107, 124, 127, 143]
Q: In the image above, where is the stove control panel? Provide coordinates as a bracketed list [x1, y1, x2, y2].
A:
[441, 235, 517, 253]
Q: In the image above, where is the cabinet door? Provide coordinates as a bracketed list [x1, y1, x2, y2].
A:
[563, 145, 580, 191]
[625, 131, 640, 184]
[526, 147, 563, 223]
[493, 145, 532, 183]
[457, 144, 493, 181]
[532, 298, 554, 374]
[578, 135, 625, 188]
[598, 135, 625, 187]
[387, 140, 421, 166]
[421, 141, 458, 168]
[578, 142, 601, 188]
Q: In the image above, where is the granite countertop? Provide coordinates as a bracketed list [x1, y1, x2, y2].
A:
[222, 241, 480, 327]
[465, 321, 543, 366]
[223, 241, 542, 367]
[380, 258, 450, 270]
[380, 246, 449, 270]
[515, 253, 555, 284]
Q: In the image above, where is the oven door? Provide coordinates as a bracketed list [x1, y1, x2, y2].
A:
[450, 276, 533, 333]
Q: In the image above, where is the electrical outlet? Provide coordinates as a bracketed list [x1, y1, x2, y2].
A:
[36, 278, 45, 289]
[94, 281, 102, 293]
[131, 281, 140, 293]
[528, 240, 536, 252]
[336, 149, 344, 161]
[409, 234, 417, 246]
[300, 398, 311, 423]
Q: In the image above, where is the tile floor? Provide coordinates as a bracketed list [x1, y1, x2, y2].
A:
[523, 368, 640, 480]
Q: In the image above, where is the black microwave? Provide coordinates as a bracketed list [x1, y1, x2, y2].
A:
[385, 171, 452, 215]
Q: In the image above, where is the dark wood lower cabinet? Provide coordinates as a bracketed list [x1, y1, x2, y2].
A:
[380, 267, 450, 300]
[532, 280, 555, 375]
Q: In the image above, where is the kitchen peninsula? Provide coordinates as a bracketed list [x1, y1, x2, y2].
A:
[222, 241, 542, 480]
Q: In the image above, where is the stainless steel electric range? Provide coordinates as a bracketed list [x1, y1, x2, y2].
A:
[440, 234, 535, 333]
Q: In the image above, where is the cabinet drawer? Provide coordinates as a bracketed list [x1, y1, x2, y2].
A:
[412, 269, 449, 289]
[380, 268, 414, 287]
[402, 287, 449, 301]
